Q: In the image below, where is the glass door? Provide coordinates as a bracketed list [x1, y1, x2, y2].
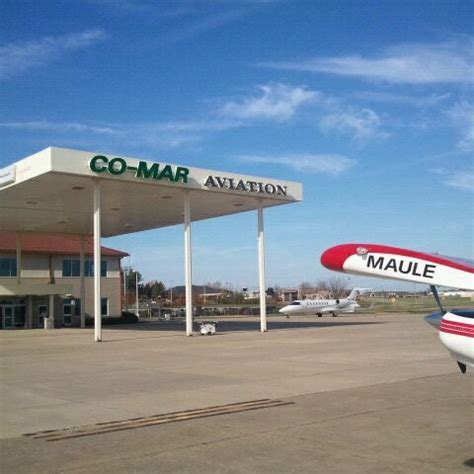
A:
[63, 300, 73, 326]
[38, 305, 47, 328]
[3, 305, 14, 329]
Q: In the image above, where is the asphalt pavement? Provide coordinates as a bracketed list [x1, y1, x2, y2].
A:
[0, 313, 472, 473]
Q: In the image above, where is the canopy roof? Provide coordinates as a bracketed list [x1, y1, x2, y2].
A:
[0, 147, 303, 238]
[0, 232, 128, 257]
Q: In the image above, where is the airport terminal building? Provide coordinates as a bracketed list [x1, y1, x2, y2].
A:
[0, 147, 302, 339]
[0, 233, 128, 329]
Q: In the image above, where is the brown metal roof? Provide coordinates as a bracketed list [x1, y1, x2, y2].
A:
[0, 232, 128, 257]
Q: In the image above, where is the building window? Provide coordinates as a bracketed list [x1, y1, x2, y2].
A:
[101, 260, 107, 277]
[101, 298, 108, 316]
[84, 260, 107, 277]
[0, 258, 17, 277]
[62, 259, 80, 277]
[84, 261, 93, 277]
[63, 259, 107, 277]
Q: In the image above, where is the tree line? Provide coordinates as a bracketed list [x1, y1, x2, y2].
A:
[123, 269, 349, 305]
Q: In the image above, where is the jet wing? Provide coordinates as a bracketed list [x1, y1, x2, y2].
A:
[321, 243, 474, 290]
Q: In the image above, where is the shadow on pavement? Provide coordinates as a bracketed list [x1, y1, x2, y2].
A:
[105, 319, 383, 334]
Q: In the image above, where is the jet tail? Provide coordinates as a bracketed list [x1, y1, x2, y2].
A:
[347, 288, 371, 301]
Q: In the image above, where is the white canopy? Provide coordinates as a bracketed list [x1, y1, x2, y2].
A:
[0, 147, 302, 237]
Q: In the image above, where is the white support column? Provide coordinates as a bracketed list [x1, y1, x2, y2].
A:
[16, 232, 21, 285]
[49, 294, 55, 329]
[258, 203, 267, 332]
[93, 181, 102, 342]
[80, 235, 86, 328]
[184, 191, 193, 336]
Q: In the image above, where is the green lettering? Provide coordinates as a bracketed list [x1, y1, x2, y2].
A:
[136, 161, 159, 179]
[108, 158, 127, 175]
[158, 165, 175, 181]
[90, 155, 108, 173]
[175, 167, 189, 183]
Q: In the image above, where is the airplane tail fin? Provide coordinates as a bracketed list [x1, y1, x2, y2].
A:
[347, 288, 371, 301]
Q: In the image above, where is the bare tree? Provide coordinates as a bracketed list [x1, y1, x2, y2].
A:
[327, 277, 347, 298]
[316, 280, 329, 291]
[299, 281, 313, 290]
[299, 281, 316, 299]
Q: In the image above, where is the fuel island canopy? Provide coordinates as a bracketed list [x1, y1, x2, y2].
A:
[0, 147, 303, 340]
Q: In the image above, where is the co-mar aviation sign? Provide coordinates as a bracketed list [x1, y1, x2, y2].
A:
[89, 155, 289, 197]
[89, 155, 190, 183]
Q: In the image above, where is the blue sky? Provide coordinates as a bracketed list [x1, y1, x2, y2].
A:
[1, 0, 473, 290]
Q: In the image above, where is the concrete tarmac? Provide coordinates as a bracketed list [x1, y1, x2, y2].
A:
[0, 313, 472, 472]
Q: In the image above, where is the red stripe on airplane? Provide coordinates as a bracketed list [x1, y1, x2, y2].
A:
[439, 327, 474, 338]
[441, 319, 473, 329]
[440, 320, 474, 338]
[320, 244, 474, 273]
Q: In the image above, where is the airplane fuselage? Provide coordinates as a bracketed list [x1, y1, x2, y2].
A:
[426, 310, 474, 372]
[279, 298, 353, 316]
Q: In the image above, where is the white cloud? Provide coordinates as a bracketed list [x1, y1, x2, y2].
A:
[262, 40, 474, 84]
[0, 29, 106, 79]
[219, 83, 316, 122]
[431, 167, 474, 192]
[319, 108, 388, 141]
[161, 8, 252, 45]
[444, 171, 474, 192]
[446, 101, 474, 152]
[237, 154, 356, 175]
[0, 118, 240, 150]
[351, 91, 451, 107]
[0, 120, 119, 135]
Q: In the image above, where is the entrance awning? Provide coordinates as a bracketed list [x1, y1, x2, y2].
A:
[0, 282, 73, 297]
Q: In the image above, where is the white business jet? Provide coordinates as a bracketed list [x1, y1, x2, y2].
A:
[321, 243, 474, 373]
[279, 288, 368, 318]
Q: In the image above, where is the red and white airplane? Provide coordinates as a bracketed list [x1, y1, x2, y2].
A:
[320, 243, 474, 373]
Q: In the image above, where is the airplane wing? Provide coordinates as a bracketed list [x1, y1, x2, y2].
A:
[321, 243, 474, 290]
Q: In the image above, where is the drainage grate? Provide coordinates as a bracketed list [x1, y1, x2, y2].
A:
[23, 398, 293, 442]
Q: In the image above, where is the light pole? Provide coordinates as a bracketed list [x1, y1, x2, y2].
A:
[170, 280, 174, 306]
[135, 270, 139, 317]
[123, 265, 128, 311]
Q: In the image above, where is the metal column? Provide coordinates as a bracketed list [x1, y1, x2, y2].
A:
[123, 264, 127, 312]
[93, 181, 102, 342]
[16, 232, 21, 285]
[135, 271, 139, 317]
[80, 235, 86, 328]
[184, 191, 193, 336]
[258, 203, 267, 332]
[49, 293, 55, 328]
